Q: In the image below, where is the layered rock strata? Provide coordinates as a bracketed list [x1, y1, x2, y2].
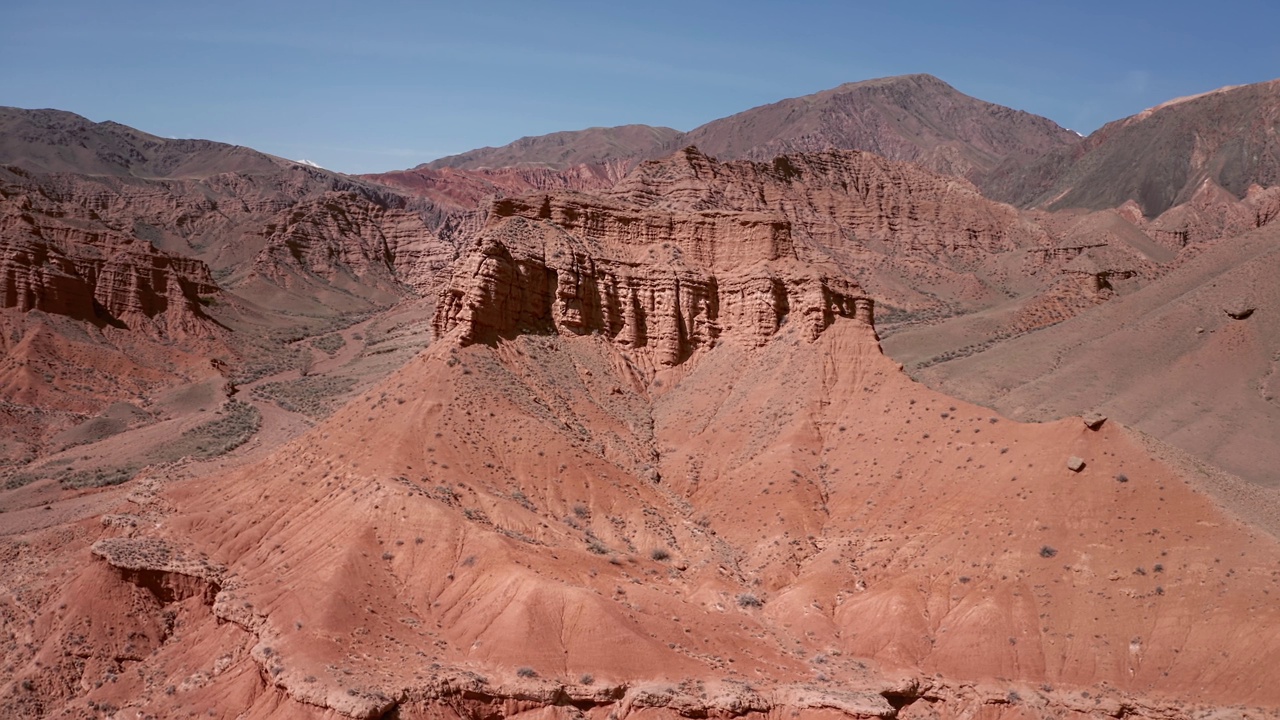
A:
[0, 187, 218, 336]
[434, 192, 874, 366]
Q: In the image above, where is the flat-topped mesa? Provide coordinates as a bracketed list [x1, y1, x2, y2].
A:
[433, 193, 874, 367]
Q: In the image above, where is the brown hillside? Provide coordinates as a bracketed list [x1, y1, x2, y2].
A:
[989, 79, 1280, 217]
[3, 216, 1278, 717]
[893, 220, 1280, 489]
[678, 75, 1078, 184]
[425, 125, 681, 172]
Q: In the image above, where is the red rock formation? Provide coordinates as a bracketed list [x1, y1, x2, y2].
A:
[5, 102, 1280, 720]
[433, 189, 874, 369]
[367, 161, 629, 211]
[0, 181, 218, 336]
[248, 191, 453, 296]
[609, 147, 1050, 264]
[8, 289, 1278, 719]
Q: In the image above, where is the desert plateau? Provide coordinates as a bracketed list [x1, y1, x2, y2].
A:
[2, 17, 1280, 720]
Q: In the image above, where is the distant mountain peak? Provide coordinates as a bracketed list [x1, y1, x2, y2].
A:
[403, 75, 1076, 193]
[677, 74, 1077, 184]
[993, 76, 1280, 216]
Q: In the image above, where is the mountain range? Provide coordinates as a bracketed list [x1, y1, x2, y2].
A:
[1, 73, 1279, 720]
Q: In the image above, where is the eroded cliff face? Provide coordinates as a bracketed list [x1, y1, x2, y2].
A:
[0, 185, 218, 337]
[365, 162, 628, 212]
[432, 148, 1075, 368]
[433, 193, 874, 368]
[248, 191, 454, 296]
[610, 147, 1050, 263]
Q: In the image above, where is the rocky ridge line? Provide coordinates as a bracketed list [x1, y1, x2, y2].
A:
[433, 191, 875, 368]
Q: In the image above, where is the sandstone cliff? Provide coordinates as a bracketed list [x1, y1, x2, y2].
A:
[433, 192, 873, 368]
[246, 190, 453, 297]
[0, 176, 219, 337]
[433, 148, 1174, 374]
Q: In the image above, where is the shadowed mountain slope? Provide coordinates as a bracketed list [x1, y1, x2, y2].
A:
[988, 79, 1280, 217]
[0, 106, 290, 179]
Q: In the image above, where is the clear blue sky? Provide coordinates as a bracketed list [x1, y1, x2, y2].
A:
[3, 1, 1277, 173]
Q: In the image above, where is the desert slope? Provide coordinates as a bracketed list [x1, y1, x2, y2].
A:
[3, 184, 1279, 720]
[897, 221, 1280, 488]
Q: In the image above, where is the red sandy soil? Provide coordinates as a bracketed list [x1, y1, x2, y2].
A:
[4, 190, 1280, 718]
[3, 316, 1278, 719]
[3, 79, 1280, 720]
[895, 220, 1280, 489]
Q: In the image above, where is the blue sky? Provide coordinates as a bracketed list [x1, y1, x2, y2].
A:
[3, 1, 1278, 173]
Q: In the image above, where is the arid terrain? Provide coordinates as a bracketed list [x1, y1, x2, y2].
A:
[2, 74, 1279, 719]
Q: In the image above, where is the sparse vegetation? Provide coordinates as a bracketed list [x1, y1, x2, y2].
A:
[510, 490, 536, 511]
[1039, 545, 1058, 558]
[150, 400, 261, 462]
[60, 464, 142, 489]
[252, 375, 357, 418]
[650, 548, 671, 561]
[737, 593, 763, 608]
[311, 333, 347, 355]
[516, 666, 538, 678]
[7, 462, 143, 490]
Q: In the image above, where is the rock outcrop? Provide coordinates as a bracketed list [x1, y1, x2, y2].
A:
[248, 190, 453, 296]
[0, 183, 218, 337]
[434, 147, 1062, 365]
[609, 147, 1049, 263]
[434, 191, 874, 367]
